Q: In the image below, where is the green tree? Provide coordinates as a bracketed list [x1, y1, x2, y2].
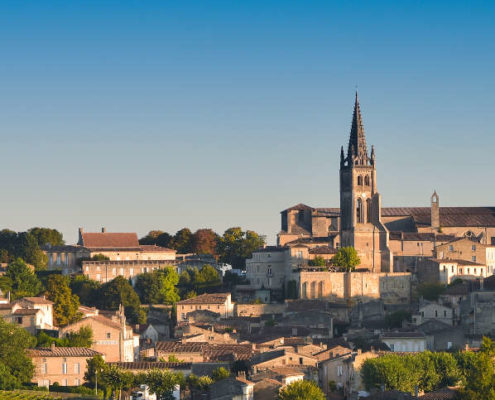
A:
[0, 318, 36, 389]
[65, 326, 93, 347]
[417, 283, 446, 301]
[331, 247, 360, 272]
[211, 367, 230, 381]
[171, 228, 193, 253]
[145, 369, 185, 400]
[140, 230, 173, 248]
[101, 364, 134, 400]
[70, 275, 101, 306]
[45, 274, 82, 326]
[216, 227, 266, 268]
[96, 276, 146, 324]
[278, 380, 326, 400]
[28, 227, 64, 247]
[455, 350, 495, 400]
[308, 256, 326, 267]
[135, 267, 180, 305]
[15, 232, 48, 270]
[191, 229, 218, 255]
[5, 258, 43, 300]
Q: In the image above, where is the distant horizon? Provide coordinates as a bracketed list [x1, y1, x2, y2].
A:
[1, 1, 494, 245]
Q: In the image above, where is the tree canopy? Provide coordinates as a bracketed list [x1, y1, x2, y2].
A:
[216, 227, 265, 268]
[45, 274, 82, 326]
[134, 267, 180, 305]
[0, 318, 36, 389]
[331, 246, 361, 272]
[0, 229, 51, 270]
[95, 276, 146, 324]
[277, 380, 326, 400]
[27, 227, 64, 247]
[3, 258, 43, 300]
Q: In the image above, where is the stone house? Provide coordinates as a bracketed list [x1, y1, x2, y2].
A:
[15, 297, 55, 329]
[152, 341, 253, 363]
[381, 332, 426, 352]
[417, 320, 465, 351]
[249, 349, 317, 373]
[318, 350, 378, 398]
[418, 258, 487, 284]
[59, 309, 138, 362]
[412, 303, 454, 326]
[28, 344, 101, 387]
[177, 293, 234, 322]
[208, 376, 254, 400]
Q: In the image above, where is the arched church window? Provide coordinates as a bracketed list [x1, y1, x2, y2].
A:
[364, 175, 370, 186]
[367, 199, 372, 223]
[356, 198, 363, 223]
[357, 176, 363, 186]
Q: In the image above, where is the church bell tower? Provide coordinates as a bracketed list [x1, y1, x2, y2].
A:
[339, 92, 392, 272]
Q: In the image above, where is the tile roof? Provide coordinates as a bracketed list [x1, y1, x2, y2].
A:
[389, 232, 457, 242]
[20, 297, 54, 305]
[155, 341, 253, 361]
[382, 332, 425, 339]
[156, 341, 206, 353]
[109, 361, 191, 370]
[13, 309, 39, 315]
[177, 293, 230, 305]
[80, 232, 139, 248]
[28, 347, 101, 357]
[309, 246, 337, 255]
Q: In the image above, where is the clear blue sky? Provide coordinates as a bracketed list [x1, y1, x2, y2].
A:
[1, 1, 494, 244]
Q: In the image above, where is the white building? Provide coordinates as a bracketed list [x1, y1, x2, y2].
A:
[381, 332, 426, 352]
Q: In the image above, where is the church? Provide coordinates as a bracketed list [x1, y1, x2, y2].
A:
[278, 93, 495, 272]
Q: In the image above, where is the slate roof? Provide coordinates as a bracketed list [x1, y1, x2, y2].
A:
[388, 232, 457, 242]
[28, 347, 101, 357]
[80, 232, 139, 248]
[382, 332, 425, 339]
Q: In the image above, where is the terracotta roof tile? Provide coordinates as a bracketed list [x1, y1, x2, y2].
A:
[108, 361, 191, 370]
[178, 293, 230, 305]
[81, 232, 139, 248]
[28, 347, 101, 357]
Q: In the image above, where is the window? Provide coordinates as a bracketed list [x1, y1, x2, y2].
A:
[106, 332, 111, 339]
[56, 254, 61, 265]
[42, 361, 47, 375]
[74, 363, 80, 374]
[62, 379, 68, 387]
[337, 365, 343, 376]
[112, 268, 116, 276]
[62, 361, 67, 375]
[267, 267, 272, 275]
[298, 210, 305, 223]
[444, 310, 447, 317]
[16, 317, 23, 324]
[449, 245, 454, 252]
[467, 268, 470, 274]
[299, 357, 304, 365]
[390, 343, 395, 351]
[364, 175, 370, 186]
[130, 268, 134, 276]
[472, 245, 477, 251]
[181, 313, 186, 320]
[356, 198, 363, 223]
[74, 378, 80, 386]
[472, 256, 477, 262]
[366, 199, 372, 223]
[357, 176, 363, 185]
[451, 265, 454, 273]
[435, 310, 438, 317]
[491, 237, 495, 246]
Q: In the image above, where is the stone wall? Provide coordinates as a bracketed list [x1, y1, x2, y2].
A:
[235, 303, 287, 317]
[297, 271, 411, 305]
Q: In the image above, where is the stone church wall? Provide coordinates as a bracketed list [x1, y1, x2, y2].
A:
[298, 271, 410, 305]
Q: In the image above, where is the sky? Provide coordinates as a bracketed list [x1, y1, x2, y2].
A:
[0, 1, 494, 244]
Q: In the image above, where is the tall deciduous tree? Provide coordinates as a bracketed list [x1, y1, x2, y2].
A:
[191, 229, 218, 255]
[70, 275, 101, 307]
[171, 228, 193, 253]
[140, 230, 173, 248]
[5, 258, 43, 300]
[0, 318, 36, 389]
[28, 227, 64, 247]
[331, 246, 360, 272]
[277, 380, 326, 400]
[45, 275, 82, 326]
[135, 267, 180, 305]
[96, 276, 146, 324]
[217, 227, 265, 268]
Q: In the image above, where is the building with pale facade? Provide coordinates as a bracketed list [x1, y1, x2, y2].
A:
[177, 293, 234, 322]
[28, 344, 101, 387]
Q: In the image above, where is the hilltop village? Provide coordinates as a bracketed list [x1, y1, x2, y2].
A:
[1, 96, 495, 399]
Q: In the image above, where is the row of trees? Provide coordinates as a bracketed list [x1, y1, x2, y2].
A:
[85, 356, 230, 399]
[361, 337, 495, 399]
[0, 228, 63, 270]
[140, 227, 265, 268]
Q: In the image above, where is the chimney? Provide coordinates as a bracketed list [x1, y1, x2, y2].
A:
[51, 342, 56, 351]
[102, 227, 107, 233]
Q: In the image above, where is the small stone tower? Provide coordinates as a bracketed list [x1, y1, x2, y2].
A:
[339, 92, 392, 272]
[431, 191, 440, 231]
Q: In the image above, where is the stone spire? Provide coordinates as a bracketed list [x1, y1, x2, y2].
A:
[347, 91, 368, 160]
